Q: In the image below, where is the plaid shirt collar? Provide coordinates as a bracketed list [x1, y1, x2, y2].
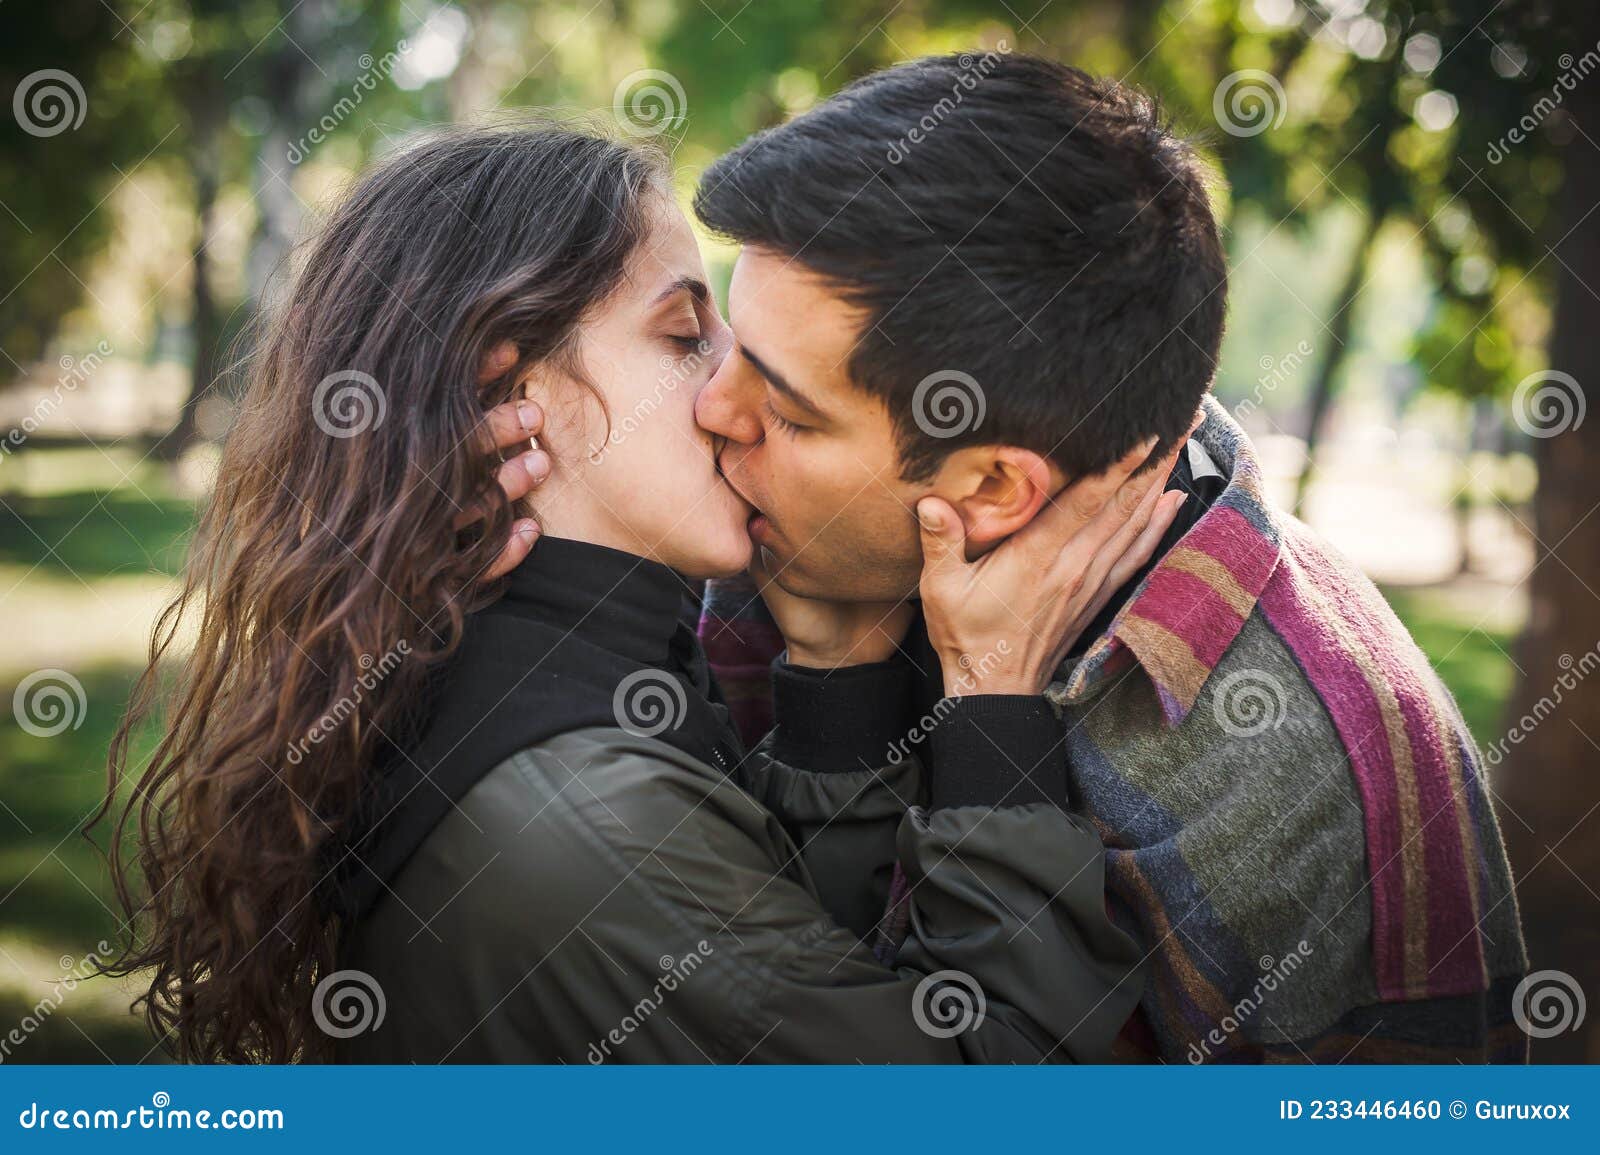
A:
[1052, 397, 1285, 726]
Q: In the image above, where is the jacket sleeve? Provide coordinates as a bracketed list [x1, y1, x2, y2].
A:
[353, 726, 1146, 1064]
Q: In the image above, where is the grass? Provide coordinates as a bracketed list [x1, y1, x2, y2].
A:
[1383, 585, 1517, 748]
[0, 489, 193, 579]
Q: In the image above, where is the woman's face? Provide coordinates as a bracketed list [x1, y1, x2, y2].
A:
[523, 194, 753, 579]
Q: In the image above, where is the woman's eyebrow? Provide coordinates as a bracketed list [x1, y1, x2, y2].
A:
[650, 275, 710, 306]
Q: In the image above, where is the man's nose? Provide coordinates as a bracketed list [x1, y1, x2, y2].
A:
[695, 352, 764, 445]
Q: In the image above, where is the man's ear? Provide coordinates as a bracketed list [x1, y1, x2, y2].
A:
[928, 446, 1064, 551]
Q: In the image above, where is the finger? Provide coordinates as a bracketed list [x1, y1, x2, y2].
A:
[482, 519, 541, 582]
[1100, 490, 1187, 595]
[476, 400, 543, 455]
[1065, 461, 1171, 595]
[478, 340, 520, 385]
[915, 496, 969, 584]
[1029, 436, 1159, 541]
[1029, 437, 1172, 564]
[453, 449, 551, 529]
[1088, 437, 1184, 536]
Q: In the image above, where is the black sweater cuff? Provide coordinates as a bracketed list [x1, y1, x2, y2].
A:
[768, 654, 916, 772]
[926, 695, 1067, 810]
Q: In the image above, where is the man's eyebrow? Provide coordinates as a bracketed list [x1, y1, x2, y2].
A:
[650, 275, 710, 306]
[741, 346, 824, 417]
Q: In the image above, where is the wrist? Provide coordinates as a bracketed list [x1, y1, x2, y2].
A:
[936, 641, 1039, 697]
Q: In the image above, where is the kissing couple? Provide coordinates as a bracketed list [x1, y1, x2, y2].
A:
[102, 52, 1527, 1064]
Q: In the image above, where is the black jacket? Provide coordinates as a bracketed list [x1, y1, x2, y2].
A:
[336, 536, 1146, 1062]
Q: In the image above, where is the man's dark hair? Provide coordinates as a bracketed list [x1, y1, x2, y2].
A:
[695, 52, 1227, 481]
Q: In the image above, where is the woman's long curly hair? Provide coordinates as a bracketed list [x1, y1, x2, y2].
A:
[92, 123, 665, 1062]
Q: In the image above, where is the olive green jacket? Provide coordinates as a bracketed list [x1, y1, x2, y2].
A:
[340, 711, 1146, 1063]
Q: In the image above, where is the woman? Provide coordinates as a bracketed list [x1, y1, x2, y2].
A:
[99, 123, 1179, 1063]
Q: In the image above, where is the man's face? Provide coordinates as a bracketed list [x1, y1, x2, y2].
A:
[694, 246, 924, 602]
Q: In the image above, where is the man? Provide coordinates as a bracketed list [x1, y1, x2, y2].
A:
[692, 52, 1528, 1062]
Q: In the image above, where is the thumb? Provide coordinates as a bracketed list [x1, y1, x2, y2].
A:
[915, 496, 968, 582]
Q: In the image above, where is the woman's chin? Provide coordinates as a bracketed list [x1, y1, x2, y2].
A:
[673, 518, 754, 581]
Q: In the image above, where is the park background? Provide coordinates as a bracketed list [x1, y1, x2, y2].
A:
[1, 0, 1596, 1063]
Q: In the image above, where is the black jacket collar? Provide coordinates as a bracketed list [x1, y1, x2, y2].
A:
[500, 534, 690, 668]
[333, 537, 739, 924]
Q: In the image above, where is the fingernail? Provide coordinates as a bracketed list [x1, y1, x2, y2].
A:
[523, 449, 550, 480]
[516, 520, 540, 541]
[918, 506, 941, 532]
[517, 401, 537, 431]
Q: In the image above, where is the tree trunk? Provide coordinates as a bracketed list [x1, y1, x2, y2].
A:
[1292, 207, 1385, 516]
[160, 85, 223, 461]
[1497, 62, 1600, 1064]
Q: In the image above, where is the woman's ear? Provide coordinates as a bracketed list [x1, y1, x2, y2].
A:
[929, 446, 1061, 552]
